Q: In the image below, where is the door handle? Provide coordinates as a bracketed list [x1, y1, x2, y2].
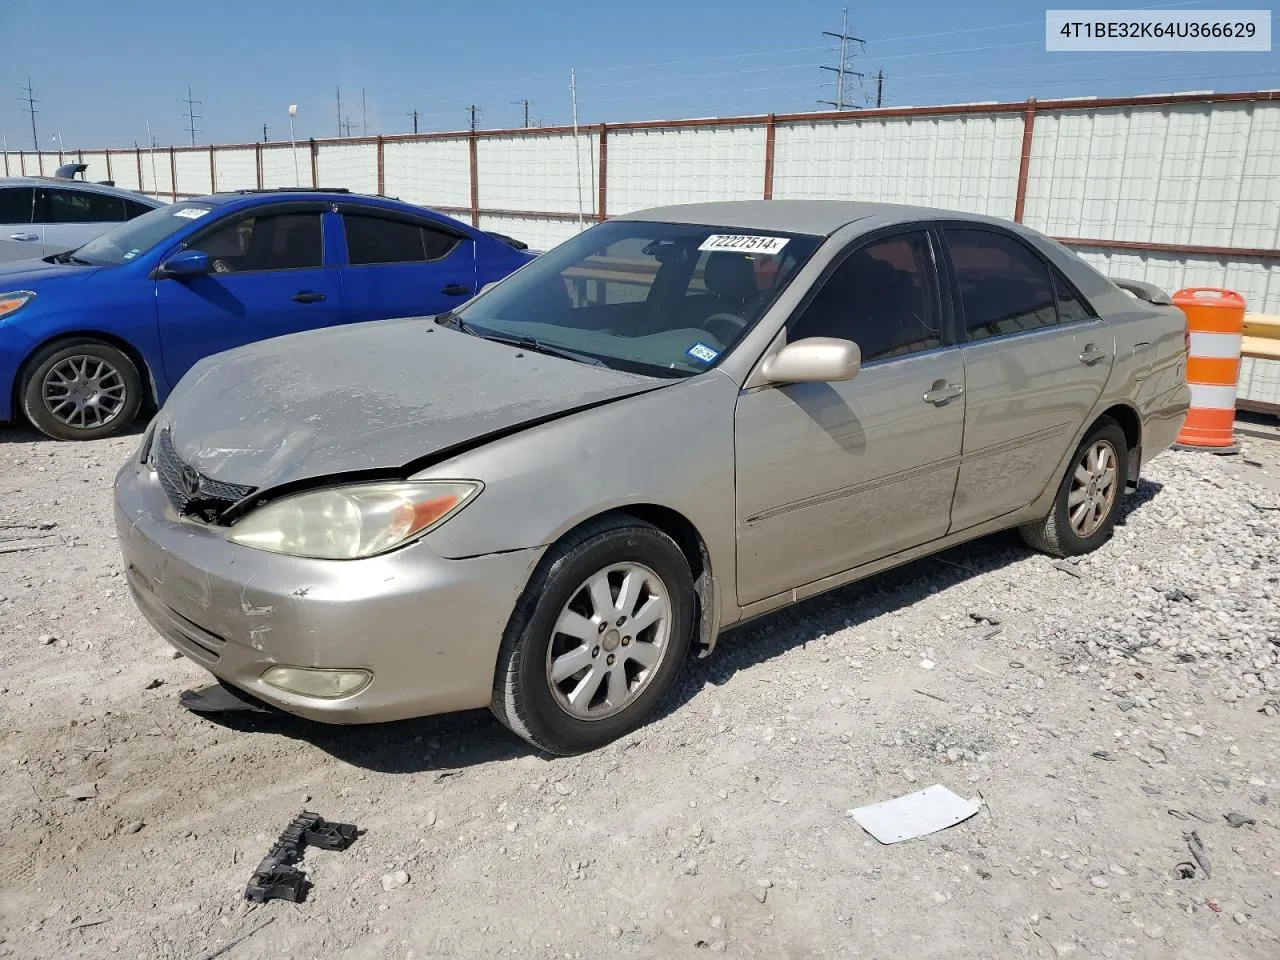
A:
[922, 379, 964, 406]
[440, 284, 472, 297]
[1079, 343, 1107, 365]
[9, 233, 39, 242]
[291, 291, 327, 303]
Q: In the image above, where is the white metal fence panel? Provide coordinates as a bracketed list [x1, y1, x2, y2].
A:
[476, 214, 588, 253]
[174, 149, 212, 197]
[606, 124, 766, 215]
[214, 147, 256, 192]
[1071, 246, 1280, 314]
[477, 132, 596, 216]
[39, 152, 62, 175]
[383, 138, 471, 209]
[1026, 103, 1280, 249]
[78, 151, 109, 183]
[259, 145, 300, 188]
[110, 151, 141, 191]
[316, 141, 378, 194]
[774, 114, 1022, 216]
[138, 148, 173, 196]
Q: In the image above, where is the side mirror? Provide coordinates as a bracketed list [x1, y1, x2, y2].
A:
[158, 249, 211, 278]
[762, 337, 861, 384]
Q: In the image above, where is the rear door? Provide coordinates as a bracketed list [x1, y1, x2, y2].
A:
[734, 228, 965, 604]
[337, 206, 476, 322]
[0, 186, 41, 262]
[37, 186, 130, 256]
[943, 225, 1114, 531]
[155, 204, 341, 385]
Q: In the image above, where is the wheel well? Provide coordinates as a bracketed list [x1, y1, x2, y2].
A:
[1095, 403, 1142, 488]
[564, 504, 718, 657]
[15, 331, 157, 416]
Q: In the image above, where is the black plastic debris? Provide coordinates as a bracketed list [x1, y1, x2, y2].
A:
[1224, 812, 1257, 829]
[179, 681, 272, 715]
[245, 811, 359, 904]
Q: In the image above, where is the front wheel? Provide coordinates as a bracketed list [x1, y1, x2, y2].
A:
[1020, 418, 1129, 557]
[491, 516, 695, 755]
[21, 339, 144, 441]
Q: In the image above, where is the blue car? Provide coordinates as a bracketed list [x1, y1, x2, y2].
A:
[0, 188, 535, 440]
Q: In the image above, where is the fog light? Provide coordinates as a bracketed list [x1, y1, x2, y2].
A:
[260, 666, 372, 699]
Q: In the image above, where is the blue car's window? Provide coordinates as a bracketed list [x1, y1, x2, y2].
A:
[453, 220, 822, 377]
[75, 201, 215, 265]
[343, 212, 460, 265]
[188, 212, 323, 273]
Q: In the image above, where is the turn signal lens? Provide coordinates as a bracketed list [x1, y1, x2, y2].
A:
[0, 290, 36, 320]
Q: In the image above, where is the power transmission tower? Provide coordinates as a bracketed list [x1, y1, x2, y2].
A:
[408, 109, 420, 134]
[181, 86, 202, 145]
[512, 98, 533, 128]
[466, 104, 480, 132]
[819, 7, 865, 111]
[361, 88, 368, 136]
[873, 69, 885, 108]
[18, 78, 39, 150]
[336, 86, 343, 136]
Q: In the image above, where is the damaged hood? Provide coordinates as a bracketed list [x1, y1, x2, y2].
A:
[160, 317, 662, 488]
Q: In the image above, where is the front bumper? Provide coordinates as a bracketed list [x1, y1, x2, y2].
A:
[0, 325, 37, 422]
[114, 457, 544, 723]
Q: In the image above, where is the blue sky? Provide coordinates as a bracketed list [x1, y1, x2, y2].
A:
[1, 0, 1275, 150]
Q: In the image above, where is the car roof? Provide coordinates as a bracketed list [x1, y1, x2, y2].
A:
[183, 189, 476, 227]
[0, 175, 162, 205]
[614, 199, 1017, 237]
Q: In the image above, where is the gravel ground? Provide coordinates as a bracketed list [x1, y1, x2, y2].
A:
[1, 422, 1278, 960]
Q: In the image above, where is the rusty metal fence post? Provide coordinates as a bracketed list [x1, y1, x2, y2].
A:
[1013, 98, 1037, 223]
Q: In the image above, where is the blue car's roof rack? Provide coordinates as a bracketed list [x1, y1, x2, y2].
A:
[228, 187, 352, 195]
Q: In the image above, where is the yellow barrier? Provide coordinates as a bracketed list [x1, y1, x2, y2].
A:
[1243, 314, 1280, 361]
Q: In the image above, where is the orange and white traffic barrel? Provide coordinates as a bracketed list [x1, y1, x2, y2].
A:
[1173, 287, 1245, 454]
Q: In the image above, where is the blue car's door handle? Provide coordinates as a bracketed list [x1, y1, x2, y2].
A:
[291, 291, 327, 303]
[441, 284, 472, 297]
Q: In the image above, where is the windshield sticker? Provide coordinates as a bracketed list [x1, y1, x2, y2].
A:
[698, 234, 790, 255]
[172, 207, 210, 220]
[122, 249, 140, 260]
[686, 342, 720, 364]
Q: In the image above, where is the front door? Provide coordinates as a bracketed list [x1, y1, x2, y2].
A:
[941, 226, 1114, 531]
[734, 229, 965, 605]
[156, 205, 341, 386]
[0, 186, 41, 263]
[37, 186, 130, 257]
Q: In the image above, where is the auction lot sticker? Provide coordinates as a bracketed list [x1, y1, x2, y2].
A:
[698, 234, 790, 255]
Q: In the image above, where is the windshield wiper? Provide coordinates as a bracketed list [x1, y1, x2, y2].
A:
[436, 312, 605, 367]
[51, 250, 91, 265]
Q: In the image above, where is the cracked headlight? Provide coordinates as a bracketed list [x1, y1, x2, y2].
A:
[226, 480, 481, 559]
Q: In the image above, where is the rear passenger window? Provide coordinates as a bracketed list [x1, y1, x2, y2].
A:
[945, 229, 1057, 340]
[343, 213, 460, 265]
[0, 187, 35, 223]
[41, 188, 127, 224]
[789, 232, 941, 363]
[1053, 268, 1095, 323]
[123, 199, 154, 220]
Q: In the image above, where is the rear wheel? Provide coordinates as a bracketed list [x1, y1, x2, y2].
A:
[1020, 418, 1129, 557]
[20, 339, 143, 441]
[491, 516, 694, 755]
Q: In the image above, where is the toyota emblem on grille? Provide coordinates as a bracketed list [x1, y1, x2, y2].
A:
[180, 464, 202, 499]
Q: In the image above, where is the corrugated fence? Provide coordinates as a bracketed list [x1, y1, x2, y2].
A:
[4, 90, 1279, 311]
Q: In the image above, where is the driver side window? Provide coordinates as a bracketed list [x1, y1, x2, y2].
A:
[187, 211, 323, 274]
[789, 232, 941, 364]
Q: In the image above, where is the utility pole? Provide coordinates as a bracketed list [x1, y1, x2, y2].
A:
[361, 88, 368, 136]
[262, 123, 269, 142]
[336, 86, 343, 136]
[819, 7, 865, 111]
[512, 98, 533, 128]
[340, 116, 355, 137]
[407, 109, 419, 134]
[18, 78, 39, 150]
[466, 104, 480, 133]
[570, 70, 583, 229]
[181, 85, 202, 146]
[873, 70, 885, 108]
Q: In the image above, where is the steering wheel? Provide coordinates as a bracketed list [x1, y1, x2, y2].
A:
[703, 312, 748, 343]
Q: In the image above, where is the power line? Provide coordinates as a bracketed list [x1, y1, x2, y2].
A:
[181, 85, 202, 146]
[18, 78, 39, 150]
[819, 6, 865, 111]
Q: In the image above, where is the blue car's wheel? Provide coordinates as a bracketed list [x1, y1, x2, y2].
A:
[21, 339, 144, 441]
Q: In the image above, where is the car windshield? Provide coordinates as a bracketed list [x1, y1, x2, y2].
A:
[452, 220, 822, 377]
[73, 201, 216, 265]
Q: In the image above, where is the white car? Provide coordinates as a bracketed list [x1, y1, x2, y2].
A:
[0, 176, 162, 263]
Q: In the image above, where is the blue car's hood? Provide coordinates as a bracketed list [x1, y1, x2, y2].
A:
[0, 258, 103, 288]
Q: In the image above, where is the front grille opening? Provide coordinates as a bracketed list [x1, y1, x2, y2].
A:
[152, 429, 257, 524]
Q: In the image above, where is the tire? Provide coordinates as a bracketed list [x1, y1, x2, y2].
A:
[491, 515, 695, 755]
[1019, 418, 1129, 557]
[20, 339, 144, 441]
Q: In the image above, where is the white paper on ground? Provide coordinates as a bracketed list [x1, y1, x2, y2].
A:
[849, 784, 981, 844]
